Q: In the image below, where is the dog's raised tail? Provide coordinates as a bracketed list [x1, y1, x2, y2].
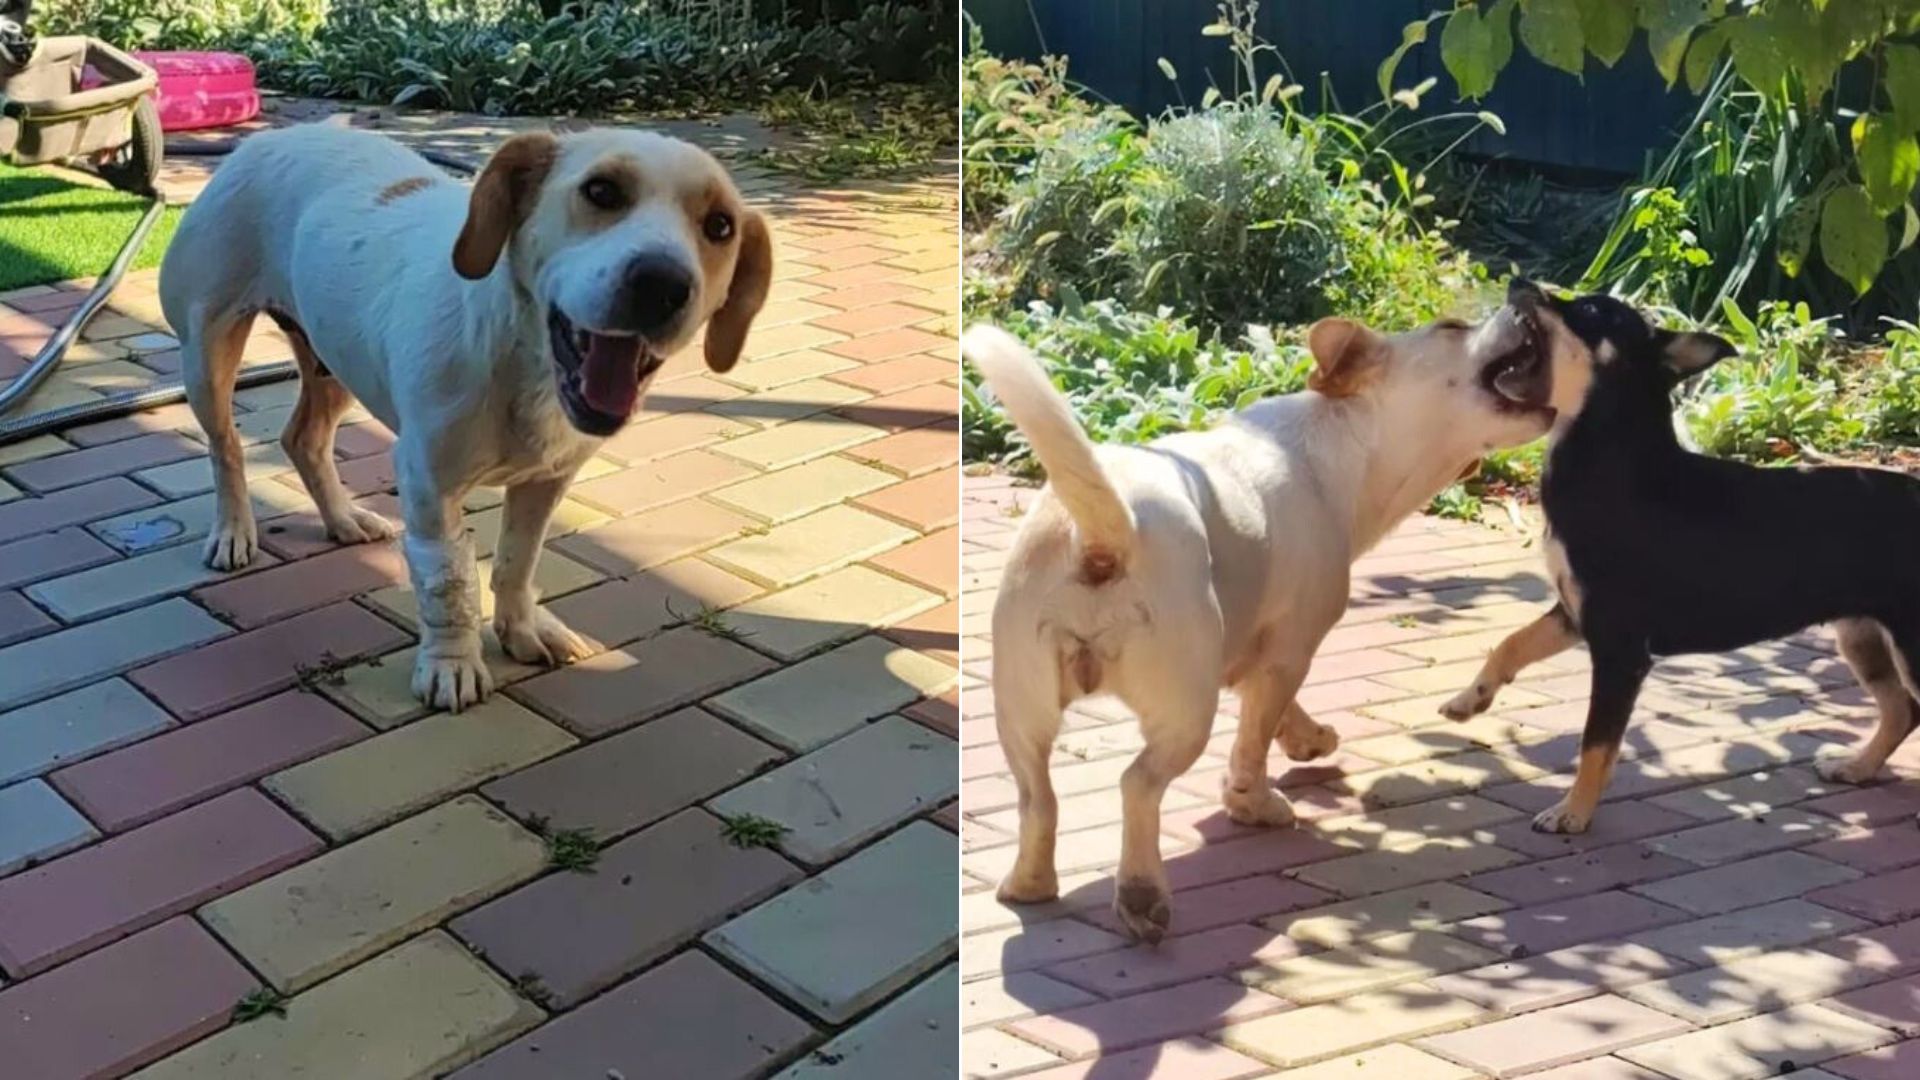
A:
[964, 325, 1135, 580]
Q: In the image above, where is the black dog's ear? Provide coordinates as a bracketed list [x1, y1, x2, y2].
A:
[1657, 330, 1735, 376]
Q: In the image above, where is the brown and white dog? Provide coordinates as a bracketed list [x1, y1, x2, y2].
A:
[160, 124, 770, 709]
[963, 303, 1554, 941]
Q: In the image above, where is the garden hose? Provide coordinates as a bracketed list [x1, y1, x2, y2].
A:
[0, 140, 477, 445]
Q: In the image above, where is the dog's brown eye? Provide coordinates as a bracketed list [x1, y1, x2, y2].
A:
[703, 211, 735, 243]
[580, 177, 624, 210]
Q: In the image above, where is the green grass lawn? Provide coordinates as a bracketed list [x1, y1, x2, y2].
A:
[0, 161, 182, 292]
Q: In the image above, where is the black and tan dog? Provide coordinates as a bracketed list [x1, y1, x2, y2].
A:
[1442, 280, 1920, 833]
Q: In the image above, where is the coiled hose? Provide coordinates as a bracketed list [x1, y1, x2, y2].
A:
[0, 140, 476, 445]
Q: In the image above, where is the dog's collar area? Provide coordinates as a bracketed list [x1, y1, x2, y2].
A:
[546, 307, 663, 437]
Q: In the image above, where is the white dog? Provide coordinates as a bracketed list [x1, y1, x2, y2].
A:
[963, 306, 1554, 941]
[160, 124, 769, 709]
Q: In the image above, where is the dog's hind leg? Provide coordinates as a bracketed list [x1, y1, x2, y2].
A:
[277, 322, 396, 546]
[183, 311, 260, 570]
[1534, 638, 1649, 834]
[1223, 660, 1309, 827]
[993, 646, 1065, 906]
[1442, 603, 1580, 720]
[1819, 618, 1919, 784]
[1111, 613, 1221, 942]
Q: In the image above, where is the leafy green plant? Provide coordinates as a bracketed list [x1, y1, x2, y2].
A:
[1680, 299, 1862, 460]
[1426, 484, 1484, 522]
[963, 293, 1315, 469]
[757, 82, 952, 181]
[719, 813, 790, 849]
[231, 988, 289, 1023]
[544, 827, 599, 873]
[46, 0, 950, 118]
[37, 0, 326, 49]
[961, 22, 1111, 218]
[986, 3, 1491, 338]
[1397, 0, 1920, 296]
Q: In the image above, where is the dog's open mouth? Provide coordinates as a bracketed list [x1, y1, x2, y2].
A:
[547, 308, 665, 436]
[1480, 307, 1553, 418]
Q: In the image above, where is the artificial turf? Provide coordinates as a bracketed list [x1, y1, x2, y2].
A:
[0, 160, 182, 291]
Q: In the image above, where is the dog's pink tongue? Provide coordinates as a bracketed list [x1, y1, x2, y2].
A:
[580, 333, 643, 417]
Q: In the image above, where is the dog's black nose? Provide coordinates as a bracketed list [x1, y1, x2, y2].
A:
[1508, 278, 1543, 306]
[624, 253, 693, 333]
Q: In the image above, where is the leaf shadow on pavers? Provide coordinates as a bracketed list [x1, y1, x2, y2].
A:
[972, 718, 1857, 1079]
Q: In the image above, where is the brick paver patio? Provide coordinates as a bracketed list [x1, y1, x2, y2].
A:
[0, 111, 958, 1078]
[960, 473, 1920, 1080]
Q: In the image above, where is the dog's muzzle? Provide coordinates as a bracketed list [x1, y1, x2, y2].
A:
[547, 307, 665, 437]
[1479, 298, 1552, 416]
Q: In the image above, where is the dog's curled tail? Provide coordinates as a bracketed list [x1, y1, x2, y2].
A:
[964, 325, 1135, 578]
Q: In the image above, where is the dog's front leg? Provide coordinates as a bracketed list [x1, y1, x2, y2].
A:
[1534, 640, 1649, 834]
[398, 464, 491, 712]
[491, 474, 593, 667]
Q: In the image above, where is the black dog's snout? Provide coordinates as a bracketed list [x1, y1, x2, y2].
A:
[623, 253, 694, 334]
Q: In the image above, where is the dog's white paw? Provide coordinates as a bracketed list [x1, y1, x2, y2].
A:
[412, 647, 493, 712]
[1280, 719, 1340, 762]
[328, 505, 397, 545]
[1531, 799, 1592, 835]
[203, 517, 258, 571]
[1222, 783, 1297, 827]
[1816, 752, 1881, 785]
[494, 608, 593, 667]
[1440, 682, 1493, 721]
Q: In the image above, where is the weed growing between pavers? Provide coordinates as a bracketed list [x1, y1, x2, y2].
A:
[720, 813, 790, 849]
[545, 828, 600, 874]
[513, 972, 555, 1010]
[292, 651, 352, 692]
[232, 988, 288, 1022]
[664, 599, 755, 645]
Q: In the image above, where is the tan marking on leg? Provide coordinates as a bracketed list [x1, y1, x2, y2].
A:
[1823, 619, 1915, 783]
[1535, 743, 1616, 834]
[1443, 606, 1578, 719]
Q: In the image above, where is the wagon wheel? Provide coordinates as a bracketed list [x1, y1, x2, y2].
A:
[95, 94, 163, 197]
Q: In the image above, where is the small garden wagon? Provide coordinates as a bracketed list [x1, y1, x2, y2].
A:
[0, 35, 162, 195]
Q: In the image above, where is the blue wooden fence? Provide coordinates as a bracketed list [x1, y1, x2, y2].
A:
[966, 0, 1699, 175]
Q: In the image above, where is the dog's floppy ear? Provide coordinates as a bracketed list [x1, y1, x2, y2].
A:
[1306, 317, 1386, 398]
[704, 209, 772, 373]
[1657, 329, 1736, 377]
[452, 132, 559, 281]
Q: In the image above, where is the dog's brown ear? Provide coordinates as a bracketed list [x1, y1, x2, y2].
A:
[452, 132, 559, 280]
[1455, 457, 1483, 483]
[704, 209, 772, 373]
[1306, 317, 1386, 398]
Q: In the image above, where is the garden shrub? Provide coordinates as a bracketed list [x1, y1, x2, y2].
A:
[993, 101, 1474, 338]
[962, 292, 1313, 471]
[961, 25, 1109, 219]
[40, 0, 951, 117]
[37, 0, 327, 48]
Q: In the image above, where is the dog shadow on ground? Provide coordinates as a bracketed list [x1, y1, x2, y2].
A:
[973, 575, 1906, 1078]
